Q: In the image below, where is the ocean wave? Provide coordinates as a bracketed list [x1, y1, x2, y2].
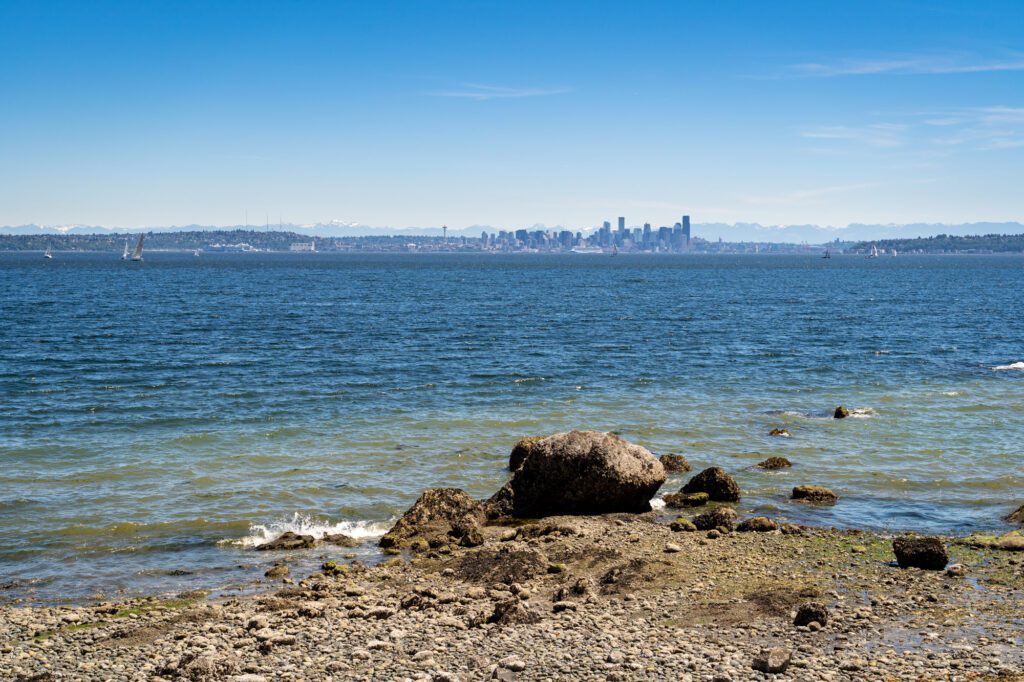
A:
[846, 408, 877, 419]
[773, 407, 876, 419]
[227, 512, 392, 548]
[992, 361, 1024, 371]
[649, 497, 666, 511]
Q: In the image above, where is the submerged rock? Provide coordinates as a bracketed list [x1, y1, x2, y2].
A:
[663, 492, 709, 508]
[1007, 504, 1024, 525]
[323, 533, 362, 547]
[255, 531, 317, 551]
[681, 467, 740, 502]
[661, 492, 705, 509]
[791, 485, 838, 505]
[893, 536, 948, 570]
[693, 506, 738, 532]
[379, 488, 485, 549]
[658, 453, 692, 473]
[834, 406, 851, 419]
[756, 457, 792, 470]
[264, 563, 289, 579]
[486, 431, 665, 518]
[737, 516, 778, 532]
[508, 436, 543, 471]
[767, 428, 791, 438]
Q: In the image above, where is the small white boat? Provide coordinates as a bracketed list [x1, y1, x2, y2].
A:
[44, 246, 53, 259]
[867, 244, 879, 258]
[130, 234, 144, 261]
[121, 238, 130, 260]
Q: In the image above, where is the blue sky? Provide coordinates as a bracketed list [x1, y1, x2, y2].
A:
[1, 0, 1023, 230]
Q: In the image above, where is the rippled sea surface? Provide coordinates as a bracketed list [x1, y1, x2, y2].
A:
[1, 252, 1022, 603]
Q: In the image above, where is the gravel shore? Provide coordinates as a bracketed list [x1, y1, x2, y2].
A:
[3, 513, 1022, 681]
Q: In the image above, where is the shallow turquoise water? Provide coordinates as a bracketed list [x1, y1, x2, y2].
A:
[1, 252, 1022, 603]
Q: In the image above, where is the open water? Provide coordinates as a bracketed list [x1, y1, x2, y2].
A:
[1, 252, 1022, 603]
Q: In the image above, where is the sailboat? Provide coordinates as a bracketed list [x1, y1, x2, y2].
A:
[130, 234, 144, 261]
[867, 244, 879, 258]
[121, 238, 130, 260]
[611, 245, 618, 257]
[892, 249, 898, 257]
[822, 249, 831, 259]
[44, 245, 53, 259]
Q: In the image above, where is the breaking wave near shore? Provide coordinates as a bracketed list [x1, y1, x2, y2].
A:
[227, 513, 392, 548]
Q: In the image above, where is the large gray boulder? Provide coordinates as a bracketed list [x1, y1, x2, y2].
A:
[486, 431, 666, 518]
[379, 488, 486, 549]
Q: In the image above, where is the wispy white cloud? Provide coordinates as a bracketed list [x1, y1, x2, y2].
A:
[742, 183, 873, 207]
[790, 53, 1024, 77]
[427, 83, 569, 100]
[800, 105, 1024, 154]
[800, 123, 907, 148]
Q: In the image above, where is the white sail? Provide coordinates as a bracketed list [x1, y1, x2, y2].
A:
[122, 238, 129, 260]
[131, 234, 144, 261]
[44, 246, 53, 259]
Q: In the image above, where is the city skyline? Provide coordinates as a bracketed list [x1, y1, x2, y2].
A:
[2, 1, 1023, 227]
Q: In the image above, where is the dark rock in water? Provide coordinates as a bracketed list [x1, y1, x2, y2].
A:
[488, 599, 540, 625]
[834, 406, 851, 419]
[264, 563, 289, 579]
[508, 436, 543, 471]
[663, 492, 709, 508]
[791, 485, 838, 505]
[379, 488, 485, 549]
[486, 431, 666, 518]
[658, 453, 692, 473]
[693, 506, 738, 532]
[737, 516, 778, 532]
[767, 428, 791, 438]
[1007, 504, 1024, 525]
[794, 602, 829, 627]
[255, 531, 317, 551]
[323, 533, 362, 548]
[893, 536, 948, 570]
[752, 647, 792, 674]
[756, 457, 792, 470]
[681, 467, 740, 502]
[669, 518, 697, 532]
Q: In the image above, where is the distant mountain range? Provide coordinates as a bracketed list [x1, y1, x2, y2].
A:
[2, 220, 1022, 244]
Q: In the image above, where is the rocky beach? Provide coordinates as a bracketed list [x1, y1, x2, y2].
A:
[3, 432, 1022, 681]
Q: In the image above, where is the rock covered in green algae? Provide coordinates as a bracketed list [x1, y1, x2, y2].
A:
[791, 485, 837, 505]
[681, 467, 740, 502]
[893, 535, 948, 570]
[658, 453, 692, 472]
[379, 488, 486, 550]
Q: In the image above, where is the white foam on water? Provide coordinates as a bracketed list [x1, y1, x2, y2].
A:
[226, 512, 392, 548]
[993, 361, 1024, 371]
[847, 407, 877, 419]
[650, 497, 666, 510]
[942, 391, 962, 397]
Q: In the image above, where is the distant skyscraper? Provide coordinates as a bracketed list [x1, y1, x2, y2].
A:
[682, 215, 691, 248]
[617, 216, 625, 233]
